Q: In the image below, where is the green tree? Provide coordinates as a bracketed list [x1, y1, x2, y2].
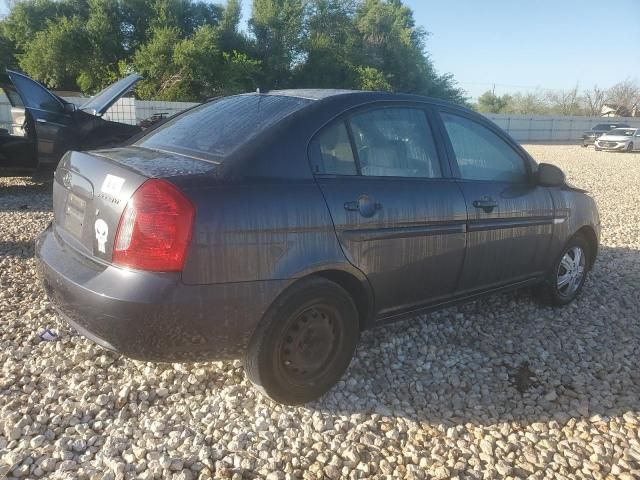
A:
[76, 0, 128, 92]
[19, 15, 88, 90]
[0, 0, 467, 104]
[352, 0, 465, 101]
[249, 0, 305, 88]
[476, 90, 511, 113]
[0, 30, 17, 71]
[295, 0, 360, 89]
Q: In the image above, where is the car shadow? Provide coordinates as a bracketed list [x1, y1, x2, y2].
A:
[0, 179, 52, 213]
[0, 240, 35, 259]
[310, 245, 640, 427]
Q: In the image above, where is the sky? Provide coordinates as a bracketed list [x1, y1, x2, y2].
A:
[1, 0, 639, 100]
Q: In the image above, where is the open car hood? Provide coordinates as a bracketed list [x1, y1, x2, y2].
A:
[80, 73, 142, 116]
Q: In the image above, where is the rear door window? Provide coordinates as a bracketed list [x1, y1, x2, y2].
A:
[137, 95, 310, 160]
[309, 122, 357, 175]
[348, 108, 442, 178]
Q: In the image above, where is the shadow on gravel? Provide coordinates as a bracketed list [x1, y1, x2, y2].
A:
[313, 245, 640, 428]
[0, 240, 35, 259]
[0, 180, 52, 212]
[0, 180, 52, 196]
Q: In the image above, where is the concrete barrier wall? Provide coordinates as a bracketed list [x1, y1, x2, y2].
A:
[2, 94, 639, 142]
[484, 114, 640, 142]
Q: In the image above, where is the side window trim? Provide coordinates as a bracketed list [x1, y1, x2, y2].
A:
[435, 106, 534, 184]
[344, 120, 362, 176]
[424, 105, 455, 178]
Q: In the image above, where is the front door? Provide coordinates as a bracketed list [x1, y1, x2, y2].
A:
[311, 106, 468, 317]
[7, 71, 75, 167]
[436, 109, 555, 293]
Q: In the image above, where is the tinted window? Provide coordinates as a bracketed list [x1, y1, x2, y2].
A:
[10, 74, 62, 111]
[441, 112, 527, 183]
[138, 95, 310, 160]
[0, 86, 24, 107]
[349, 108, 441, 178]
[310, 122, 357, 175]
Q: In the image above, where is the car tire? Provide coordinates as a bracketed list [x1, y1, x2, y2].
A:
[534, 235, 591, 307]
[243, 277, 359, 405]
[627, 142, 634, 153]
[594, 147, 601, 151]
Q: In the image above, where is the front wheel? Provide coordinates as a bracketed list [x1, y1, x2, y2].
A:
[534, 236, 591, 306]
[243, 277, 359, 405]
[627, 142, 634, 153]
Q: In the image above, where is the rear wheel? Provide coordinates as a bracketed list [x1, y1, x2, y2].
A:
[243, 277, 359, 405]
[535, 235, 591, 306]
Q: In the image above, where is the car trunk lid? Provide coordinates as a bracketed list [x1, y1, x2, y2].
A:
[53, 147, 217, 262]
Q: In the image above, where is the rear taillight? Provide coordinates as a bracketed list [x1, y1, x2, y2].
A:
[113, 179, 195, 272]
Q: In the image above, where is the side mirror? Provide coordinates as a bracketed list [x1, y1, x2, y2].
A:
[537, 163, 566, 187]
[63, 102, 77, 113]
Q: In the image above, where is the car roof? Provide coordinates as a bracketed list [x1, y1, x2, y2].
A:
[254, 88, 467, 110]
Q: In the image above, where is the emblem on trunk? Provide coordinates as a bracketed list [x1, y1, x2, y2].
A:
[95, 219, 109, 253]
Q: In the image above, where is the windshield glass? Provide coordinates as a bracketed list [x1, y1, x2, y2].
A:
[136, 94, 311, 160]
[593, 124, 616, 130]
[606, 128, 635, 136]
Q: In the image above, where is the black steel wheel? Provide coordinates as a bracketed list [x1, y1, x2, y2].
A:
[243, 277, 359, 404]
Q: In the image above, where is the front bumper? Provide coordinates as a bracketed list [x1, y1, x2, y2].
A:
[595, 141, 628, 151]
[36, 225, 288, 362]
[582, 135, 597, 146]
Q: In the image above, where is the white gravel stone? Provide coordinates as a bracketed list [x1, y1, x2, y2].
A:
[1, 145, 640, 479]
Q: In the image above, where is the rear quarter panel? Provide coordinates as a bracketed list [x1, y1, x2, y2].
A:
[181, 179, 361, 284]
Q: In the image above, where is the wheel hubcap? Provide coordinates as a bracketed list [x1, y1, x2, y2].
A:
[556, 246, 586, 296]
[279, 306, 338, 383]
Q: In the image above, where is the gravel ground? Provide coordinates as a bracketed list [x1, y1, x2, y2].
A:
[1, 144, 639, 480]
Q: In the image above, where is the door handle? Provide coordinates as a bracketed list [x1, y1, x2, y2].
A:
[473, 199, 498, 213]
[36, 118, 47, 124]
[344, 195, 382, 218]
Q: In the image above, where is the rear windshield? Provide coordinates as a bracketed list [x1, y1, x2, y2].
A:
[607, 128, 635, 136]
[136, 94, 311, 161]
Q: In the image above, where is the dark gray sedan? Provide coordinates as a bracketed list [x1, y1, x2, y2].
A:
[36, 90, 600, 404]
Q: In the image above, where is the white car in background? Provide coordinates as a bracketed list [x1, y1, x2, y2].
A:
[594, 127, 640, 152]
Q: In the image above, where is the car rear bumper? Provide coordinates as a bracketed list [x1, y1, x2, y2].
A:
[36, 224, 288, 362]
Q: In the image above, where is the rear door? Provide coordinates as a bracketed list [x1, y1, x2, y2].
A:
[435, 108, 555, 293]
[7, 71, 76, 166]
[312, 105, 468, 317]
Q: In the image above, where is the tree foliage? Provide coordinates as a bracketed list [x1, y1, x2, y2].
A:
[0, 0, 466, 103]
[474, 80, 640, 117]
[476, 90, 511, 114]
